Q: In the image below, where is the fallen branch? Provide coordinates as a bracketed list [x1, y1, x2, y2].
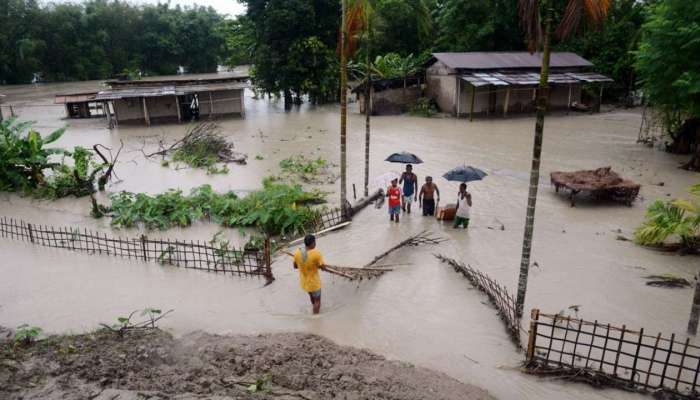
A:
[365, 230, 446, 268]
[145, 121, 247, 167]
[644, 274, 691, 288]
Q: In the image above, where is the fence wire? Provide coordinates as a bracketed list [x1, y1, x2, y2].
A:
[0, 216, 271, 278]
[526, 310, 700, 398]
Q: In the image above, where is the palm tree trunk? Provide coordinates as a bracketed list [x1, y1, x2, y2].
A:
[363, 20, 372, 197]
[340, 0, 348, 213]
[515, 1, 552, 317]
[688, 273, 700, 335]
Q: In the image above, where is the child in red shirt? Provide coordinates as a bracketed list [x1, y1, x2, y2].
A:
[387, 178, 401, 223]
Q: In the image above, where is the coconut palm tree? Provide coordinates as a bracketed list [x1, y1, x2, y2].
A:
[515, 0, 610, 317]
[339, 0, 349, 213]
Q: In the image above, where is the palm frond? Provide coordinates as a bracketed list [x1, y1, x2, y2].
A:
[556, 0, 610, 40]
[518, 0, 542, 53]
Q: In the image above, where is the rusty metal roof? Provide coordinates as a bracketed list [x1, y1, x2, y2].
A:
[54, 92, 99, 104]
[431, 52, 593, 70]
[95, 82, 248, 101]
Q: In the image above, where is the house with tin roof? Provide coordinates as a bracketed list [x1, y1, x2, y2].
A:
[425, 52, 612, 119]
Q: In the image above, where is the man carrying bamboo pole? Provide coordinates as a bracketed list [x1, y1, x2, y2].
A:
[293, 234, 327, 314]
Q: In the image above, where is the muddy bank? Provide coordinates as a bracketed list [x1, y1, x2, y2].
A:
[0, 327, 493, 400]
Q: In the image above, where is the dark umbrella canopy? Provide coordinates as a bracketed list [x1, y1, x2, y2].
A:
[443, 165, 487, 182]
[385, 152, 423, 164]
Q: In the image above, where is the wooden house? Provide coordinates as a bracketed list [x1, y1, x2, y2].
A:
[425, 52, 612, 119]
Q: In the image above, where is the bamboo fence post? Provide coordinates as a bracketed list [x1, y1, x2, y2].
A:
[559, 316, 572, 366]
[140, 235, 148, 261]
[27, 223, 34, 243]
[600, 323, 611, 372]
[526, 309, 540, 361]
[571, 317, 584, 367]
[645, 333, 662, 387]
[613, 325, 626, 376]
[585, 321, 598, 368]
[660, 333, 675, 388]
[630, 328, 644, 386]
[675, 338, 691, 391]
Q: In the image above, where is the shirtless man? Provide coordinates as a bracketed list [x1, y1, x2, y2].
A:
[419, 176, 440, 216]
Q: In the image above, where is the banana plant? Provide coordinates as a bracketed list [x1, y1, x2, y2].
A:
[0, 117, 66, 192]
[635, 184, 700, 251]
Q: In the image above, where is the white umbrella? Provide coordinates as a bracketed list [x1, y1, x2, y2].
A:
[371, 171, 401, 191]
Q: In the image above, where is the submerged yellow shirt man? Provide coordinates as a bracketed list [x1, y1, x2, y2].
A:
[293, 234, 326, 314]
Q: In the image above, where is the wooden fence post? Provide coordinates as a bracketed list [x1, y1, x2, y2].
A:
[263, 237, 274, 283]
[526, 308, 540, 361]
[140, 234, 148, 261]
[27, 223, 34, 243]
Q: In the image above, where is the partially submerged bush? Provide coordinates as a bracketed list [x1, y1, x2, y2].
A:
[0, 117, 66, 193]
[107, 180, 326, 236]
[276, 155, 338, 184]
[409, 97, 437, 117]
[635, 184, 700, 251]
[0, 118, 107, 199]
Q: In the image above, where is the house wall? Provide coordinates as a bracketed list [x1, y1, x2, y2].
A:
[113, 98, 145, 122]
[426, 61, 457, 114]
[198, 89, 244, 116]
[145, 96, 178, 122]
[358, 86, 420, 115]
[455, 82, 583, 116]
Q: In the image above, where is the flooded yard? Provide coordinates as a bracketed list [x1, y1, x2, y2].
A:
[1, 80, 698, 400]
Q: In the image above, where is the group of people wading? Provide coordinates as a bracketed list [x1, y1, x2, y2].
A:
[293, 164, 474, 315]
[386, 164, 472, 228]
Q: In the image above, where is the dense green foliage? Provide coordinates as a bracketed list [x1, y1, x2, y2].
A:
[636, 0, 700, 127]
[635, 185, 700, 250]
[0, 118, 65, 193]
[108, 181, 326, 236]
[0, 118, 107, 199]
[558, 0, 647, 101]
[0, 0, 225, 83]
[241, 0, 341, 106]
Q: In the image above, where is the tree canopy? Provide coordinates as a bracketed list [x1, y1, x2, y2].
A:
[0, 0, 225, 83]
[636, 0, 700, 123]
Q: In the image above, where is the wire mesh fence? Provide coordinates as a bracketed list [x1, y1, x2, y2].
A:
[526, 309, 700, 398]
[435, 254, 520, 345]
[0, 216, 271, 279]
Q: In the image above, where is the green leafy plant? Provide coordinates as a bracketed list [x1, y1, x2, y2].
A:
[255, 154, 264, 160]
[277, 155, 337, 184]
[247, 374, 272, 393]
[635, 184, 700, 251]
[106, 180, 326, 236]
[409, 97, 437, 117]
[14, 324, 42, 346]
[101, 308, 173, 338]
[0, 117, 66, 194]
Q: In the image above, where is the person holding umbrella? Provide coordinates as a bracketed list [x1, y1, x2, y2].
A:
[399, 164, 418, 214]
[442, 165, 487, 229]
[454, 183, 472, 229]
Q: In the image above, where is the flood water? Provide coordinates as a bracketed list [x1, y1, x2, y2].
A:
[1, 78, 699, 400]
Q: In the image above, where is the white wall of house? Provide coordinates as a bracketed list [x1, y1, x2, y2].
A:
[426, 61, 457, 114]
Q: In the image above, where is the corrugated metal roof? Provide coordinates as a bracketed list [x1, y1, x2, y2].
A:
[95, 82, 248, 101]
[460, 71, 611, 86]
[432, 52, 593, 70]
[54, 92, 99, 104]
[565, 72, 613, 83]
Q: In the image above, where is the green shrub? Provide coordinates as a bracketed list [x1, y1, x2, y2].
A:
[107, 180, 326, 236]
[409, 97, 437, 117]
[635, 184, 700, 250]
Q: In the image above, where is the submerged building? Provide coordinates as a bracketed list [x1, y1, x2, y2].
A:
[55, 73, 249, 127]
[425, 52, 612, 119]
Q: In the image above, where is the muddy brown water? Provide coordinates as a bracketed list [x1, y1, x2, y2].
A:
[1, 78, 699, 400]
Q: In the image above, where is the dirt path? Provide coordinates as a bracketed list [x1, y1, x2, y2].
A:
[1, 327, 494, 400]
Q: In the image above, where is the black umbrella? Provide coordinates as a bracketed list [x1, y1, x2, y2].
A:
[443, 165, 487, 182]
[385, 152, 423, 164]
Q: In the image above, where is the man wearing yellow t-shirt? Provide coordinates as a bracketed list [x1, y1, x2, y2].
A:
[293, 234, 326, 314]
